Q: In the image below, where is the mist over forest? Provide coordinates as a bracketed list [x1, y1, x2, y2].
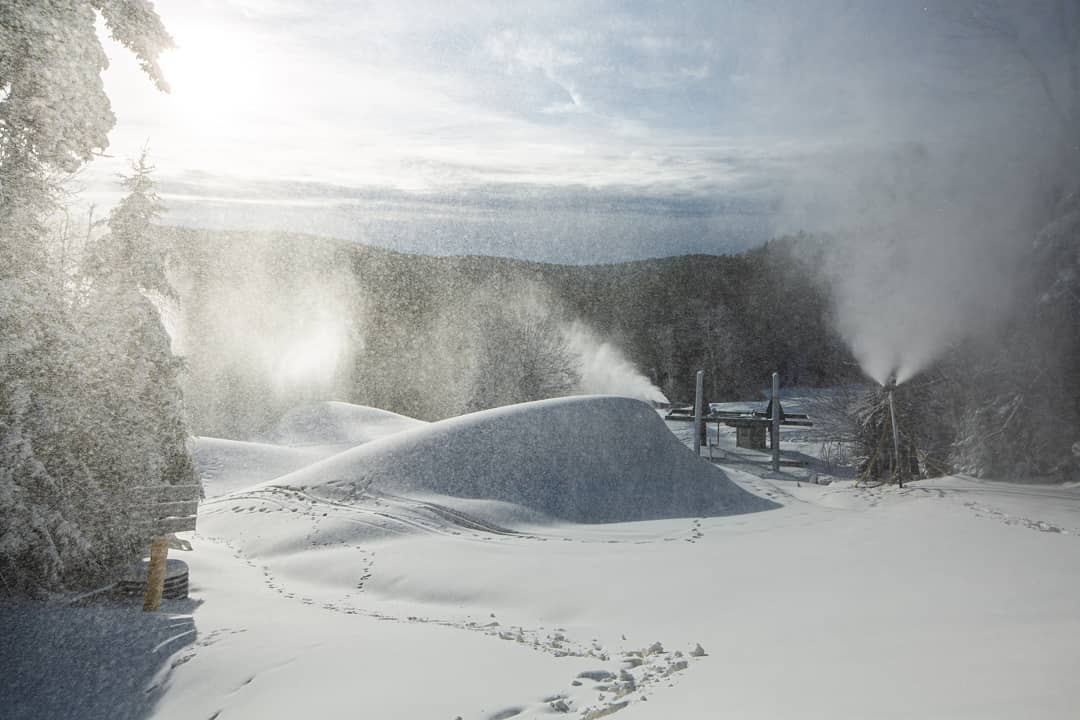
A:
[164, 227, 851, 432]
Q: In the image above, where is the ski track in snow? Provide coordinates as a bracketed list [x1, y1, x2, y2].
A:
[159, 397, 1080, 719]
[192, 447, 1080, 720]
[187, 463, 867, 718]
[959, 500, 1071, 534]
[840, 479, 1080, 537]
[194, 519, 706, 720]
[194, 425, 726, 720]
[201, 485, 709, 547]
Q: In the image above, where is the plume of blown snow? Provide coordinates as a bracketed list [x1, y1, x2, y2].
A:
[564, 322, 668, 404]
[768, 4, 1072, 386]
[781, 139, 1053, 386]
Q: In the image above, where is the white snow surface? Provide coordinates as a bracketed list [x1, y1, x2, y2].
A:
[191, 401, 429, 497]
[6, 393, 1080, 719]
[261, 400, 427, 446]
[190, 437, 330, 497]
[261, 395, 773, 523]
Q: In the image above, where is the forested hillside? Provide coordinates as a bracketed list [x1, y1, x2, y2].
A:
[167, 227, 857, 435]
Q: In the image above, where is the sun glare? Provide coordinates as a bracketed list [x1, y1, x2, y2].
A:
[158, 28, 269, 125]
[273, 325, 346, 393]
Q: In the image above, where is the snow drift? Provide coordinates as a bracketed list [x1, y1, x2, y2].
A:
[265, 395, 774, 523]
[194, 401, 427, 497]
[191, 437, 331, 497]
[261, 400, 426, 446]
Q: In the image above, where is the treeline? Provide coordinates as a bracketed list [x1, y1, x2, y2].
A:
[937, 188, 1080, 480]
[167, 226, 858, 436]
[1, 3, 189, 596]
[0, 157, 195, 597]
[549, 235, 856, 403]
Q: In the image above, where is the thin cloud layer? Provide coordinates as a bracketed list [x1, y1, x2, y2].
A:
[89, 1, 1068, 262]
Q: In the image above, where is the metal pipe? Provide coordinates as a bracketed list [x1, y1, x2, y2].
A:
[771, 371, 781, 472]
[888, 390, 903, 488]
[693, 370, 704, 456]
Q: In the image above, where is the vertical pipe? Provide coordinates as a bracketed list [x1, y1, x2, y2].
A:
[888, 390, 903, 488]
[693, 369, 704, 456]
[771, 371, 781, 472]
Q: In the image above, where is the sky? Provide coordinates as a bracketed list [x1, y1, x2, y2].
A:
[87, 0, 1067, 263]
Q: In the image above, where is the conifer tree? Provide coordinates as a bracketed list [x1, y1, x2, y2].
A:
[70, 152, 196, 577]
[0, 1, 175, 596]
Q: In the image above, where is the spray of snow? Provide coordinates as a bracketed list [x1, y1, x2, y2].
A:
[270, 299, 353, 396]
[147, 291, 184, 355]
[210, 276, 358, 398]
[171, 236, 363, 434]
[419, 281, 667, 414]
[564, 322, 668, 404]
[782, 140, 1051, 386]
[761, 3, 1074, 387]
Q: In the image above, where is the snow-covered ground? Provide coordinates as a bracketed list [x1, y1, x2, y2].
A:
[4, 395, 1080, 719]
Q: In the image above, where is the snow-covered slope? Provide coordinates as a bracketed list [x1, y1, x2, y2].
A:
[264, 395, 773, 523]
[11, 393, 1080, 720]
[191, 437, 330, 497]
[192, 401, 428, 497]
[261, 400, 426, 447]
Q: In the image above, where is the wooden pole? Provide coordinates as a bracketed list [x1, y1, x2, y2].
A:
[693, 370, 704, 456]
[143, 536, 169, 612]
[771, 371, 781, 473]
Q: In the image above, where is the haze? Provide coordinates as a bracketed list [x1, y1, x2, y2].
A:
[88, 1, 1063, 264]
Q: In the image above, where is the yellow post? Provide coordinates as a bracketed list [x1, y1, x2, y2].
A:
[143, 536, 169, 611]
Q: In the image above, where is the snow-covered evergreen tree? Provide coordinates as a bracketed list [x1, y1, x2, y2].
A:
[83, 151, 174, 297]
[81, 151, 195, 492]
[0, 1, 175, 596]
[61, 152, 197, 580]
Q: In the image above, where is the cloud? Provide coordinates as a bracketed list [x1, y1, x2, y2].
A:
[134, 175, 776, 263]
[88, 1, 1069, 263]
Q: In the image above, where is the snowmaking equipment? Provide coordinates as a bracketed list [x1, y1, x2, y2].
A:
[666, 370, 813, 465]
[856, 376, 921, 486]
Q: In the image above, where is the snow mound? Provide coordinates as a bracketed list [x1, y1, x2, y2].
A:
[269, 396, 775, 523]
[191, 437, 334, 498]
[262, 401, 427, 447]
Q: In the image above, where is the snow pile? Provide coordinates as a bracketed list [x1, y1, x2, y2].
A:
[268, 395, 773, 523]
[193, 401, 427, 497]
[261, 401, 426, 447]
[191, 438, 331, 498]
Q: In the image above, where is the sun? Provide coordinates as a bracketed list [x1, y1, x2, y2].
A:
[158, 27, 269, 125]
